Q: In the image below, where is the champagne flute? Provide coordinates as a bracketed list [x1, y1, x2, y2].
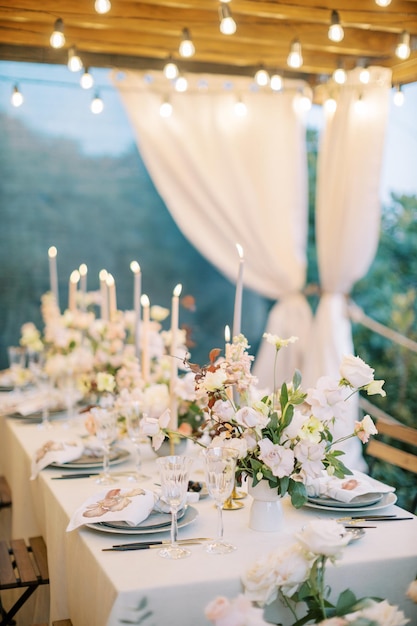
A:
[27, 349, 53, 430]
[125, 404, 149, 482]
[204, 446, 238, 554]
[92, 407, 118, 485]
[156, 455, 194, 560]
[7, 345, 26, 394]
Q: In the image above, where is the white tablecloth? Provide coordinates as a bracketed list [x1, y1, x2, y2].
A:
[1, 409, 417, 626]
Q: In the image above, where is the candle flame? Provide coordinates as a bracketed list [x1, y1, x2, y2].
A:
[70, 270, 80, 284]
[224, 325, 231, 343]
[106, 273, 115, 287]
[173, 283, 182, 297]
[236, 243, 244, 259]
[141, 294, 150, 307]
[99, 269, 108, 281]
[48, 246, 57, 258]
[79, 263, 88, 276]
[130, 260, 141, 274]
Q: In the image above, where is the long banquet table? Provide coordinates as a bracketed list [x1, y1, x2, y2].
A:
[1, 408, 417, 626]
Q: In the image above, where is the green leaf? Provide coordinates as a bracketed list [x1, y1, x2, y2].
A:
[335, 589, 358, 614]
[280, 382, 288, 411]
[288, 480, 308, 508]
[292, 369, 302, 390]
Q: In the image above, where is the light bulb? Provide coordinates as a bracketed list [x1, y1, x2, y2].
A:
[234, 99, 247, 117]
[359, 67, 370, 84]
[95, 0, 111, 14]
[393, 86, 405, 106]
[163, 58, 178, 80]
[11, 85, 23, 107]
[80, 68, 94, 89]
[324, 97, 337, 113]
[375, 0, 391, 6]
[287, 39, 303, 69]
[255, 67, 269, 86]
[333, 67, 347, 84]
[50, 18, 65, 48]
[160, 100, 173, 117]
[175, 75, 188, 92]
[299, 94, 312, 112]
[68, 47, 83, 72]
[179, 28, 195, 58]
[91, 94, 104, 114]
[270, 73, 283, 91]
[328, 11, 344, 42]
[219, 4, 236, 35]
[395, 31, 411, 60]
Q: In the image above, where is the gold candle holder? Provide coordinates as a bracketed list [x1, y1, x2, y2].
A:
[222, 484, 245, 510]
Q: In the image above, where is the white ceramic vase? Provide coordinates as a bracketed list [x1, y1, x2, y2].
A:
[248, 480, 284, 532]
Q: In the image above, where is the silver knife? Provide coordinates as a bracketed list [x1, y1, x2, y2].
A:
[103, 539, 208, 552]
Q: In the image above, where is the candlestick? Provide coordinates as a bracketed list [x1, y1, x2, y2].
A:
[232, 243, 244, 339]
[68, 269, 80, 312]
[79, 263, 87, 311]
[140, 294, 150, 383]
[99, 269, 109, 321]
[130, 261, 141, 359]
[107, 273, 117, 321]
[169, 283, 182, 431]
[48, 246, 59, 309]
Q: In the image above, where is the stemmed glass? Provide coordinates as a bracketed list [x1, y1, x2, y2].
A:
[92, 407, 118, 485]
[156, 455, 194, 560]
[27, 350, 53, 430]
[57, 370, 78, 428]
[125, 404, 149, 482]
[204, 447, 238, 554]
[7, 346, 26, 394]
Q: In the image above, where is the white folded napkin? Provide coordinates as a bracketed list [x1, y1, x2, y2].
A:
[306, 470, 395, 503]
[31, 438, 85, 479]
[66, 487, 157, 531]
[0, 388, 65, 416]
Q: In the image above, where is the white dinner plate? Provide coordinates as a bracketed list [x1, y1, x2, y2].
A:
[101, 506, 186, 531]
[50, 447, 130, 470]
[304, 492, 397, 513]
[85, 505, 199, 535]
[307, 492, 384, 508]
[6, 408, 65, 421]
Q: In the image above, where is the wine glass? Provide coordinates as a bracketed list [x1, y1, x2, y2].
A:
[203, 446, 238, 554]
[92, 407, 118, 485]
[156, 455, 194, 560]
[27, 350, 53, 430]
[7, 345, 26, 394]
[125, 404, 149, 482]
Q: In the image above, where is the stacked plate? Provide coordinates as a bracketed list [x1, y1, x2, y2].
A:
[305, 491, 397, 513]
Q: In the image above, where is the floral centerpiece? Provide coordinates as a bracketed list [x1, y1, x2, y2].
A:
[151, 333, 384, 509]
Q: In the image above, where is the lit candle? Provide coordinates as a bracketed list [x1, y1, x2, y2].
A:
[130, 261, 141, 358]
[140, 294, 150, 383]
[68, 269, 80, 312]
[99, 269, 109, 321]
[232, 243, 244, 339]
[107, 273, 117, 321]
[169, 283, 182, 430]
[48, 246, 59, 308]
[79, 263, 87, 311]
[224, 325, 233, 401]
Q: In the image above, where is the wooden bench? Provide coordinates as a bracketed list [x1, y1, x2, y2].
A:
[0, 537, 49, 626]
[32, 621, 73, 626]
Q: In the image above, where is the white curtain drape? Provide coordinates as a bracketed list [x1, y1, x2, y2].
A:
[115, 71, 312, 387]
[304, 66, 392, 469]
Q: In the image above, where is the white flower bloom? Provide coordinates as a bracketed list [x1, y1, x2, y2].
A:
[210, 435, 248, 459]
[201, 368, 228, 392]
[347, 599, 409, 626]
[258, 439, 295, 478]
[96, 372, 116, 393]
[263, 333, 298, 350]
[296, 519, 350, 558]
[406, 579, 417, 603]
[354, 415, 378, 443]
[294, 440, 326, 478]
[306, 376, 347, 421]
[235, 406, 267, 429]
[142, 383, 170, 418]
[339, 354, 375, 388]
[364, 379, 386, 397]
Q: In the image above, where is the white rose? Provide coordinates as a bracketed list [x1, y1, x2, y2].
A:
[296, 519, 350, 557]
[258, 439, 295, 478]
[339, 354, 374, 388]
[348, 599, 409, 626]
[272, 544, 311, 597]
[201, 368, 228, 392]
[406, 579, 417, 603]
[235, 406, 264, 429]
[242, 553, 280, 606]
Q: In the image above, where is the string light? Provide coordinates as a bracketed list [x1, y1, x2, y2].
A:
[358, 64, 370, 84]
[219, 3, 236, 35]
[234, 97, 247, 117]
[287, 39, 303, 69]
[67, 46, 83, 72]
[159, 97, 173, 117]
[395, 31, 411, 60]
[270, 73, 283, 91]
[375, 0, 392, 6]
[324, 96, 337, 114]
[393, 85, 405, 106]
[91, 93, 104, 114]
[254, 66, 269, 86]
[80, 68, 94, 89]
[333, 66, 347, 85]
[179, 28, 195, 58]
[163, 57, 179, 80]
[328, 11, 344, 43]
[50, 18, 65, 49]
[11, 84, 23, 107]
[175, 75, 188, 92]
[95, 0, 111, 14]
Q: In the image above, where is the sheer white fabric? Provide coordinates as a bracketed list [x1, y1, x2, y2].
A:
[304, 67, 392, 469]
[115, 71, 312, 386]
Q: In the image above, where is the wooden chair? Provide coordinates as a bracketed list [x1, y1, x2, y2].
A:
[0, 536, 49, 626]
[0, 478, 11, 510]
